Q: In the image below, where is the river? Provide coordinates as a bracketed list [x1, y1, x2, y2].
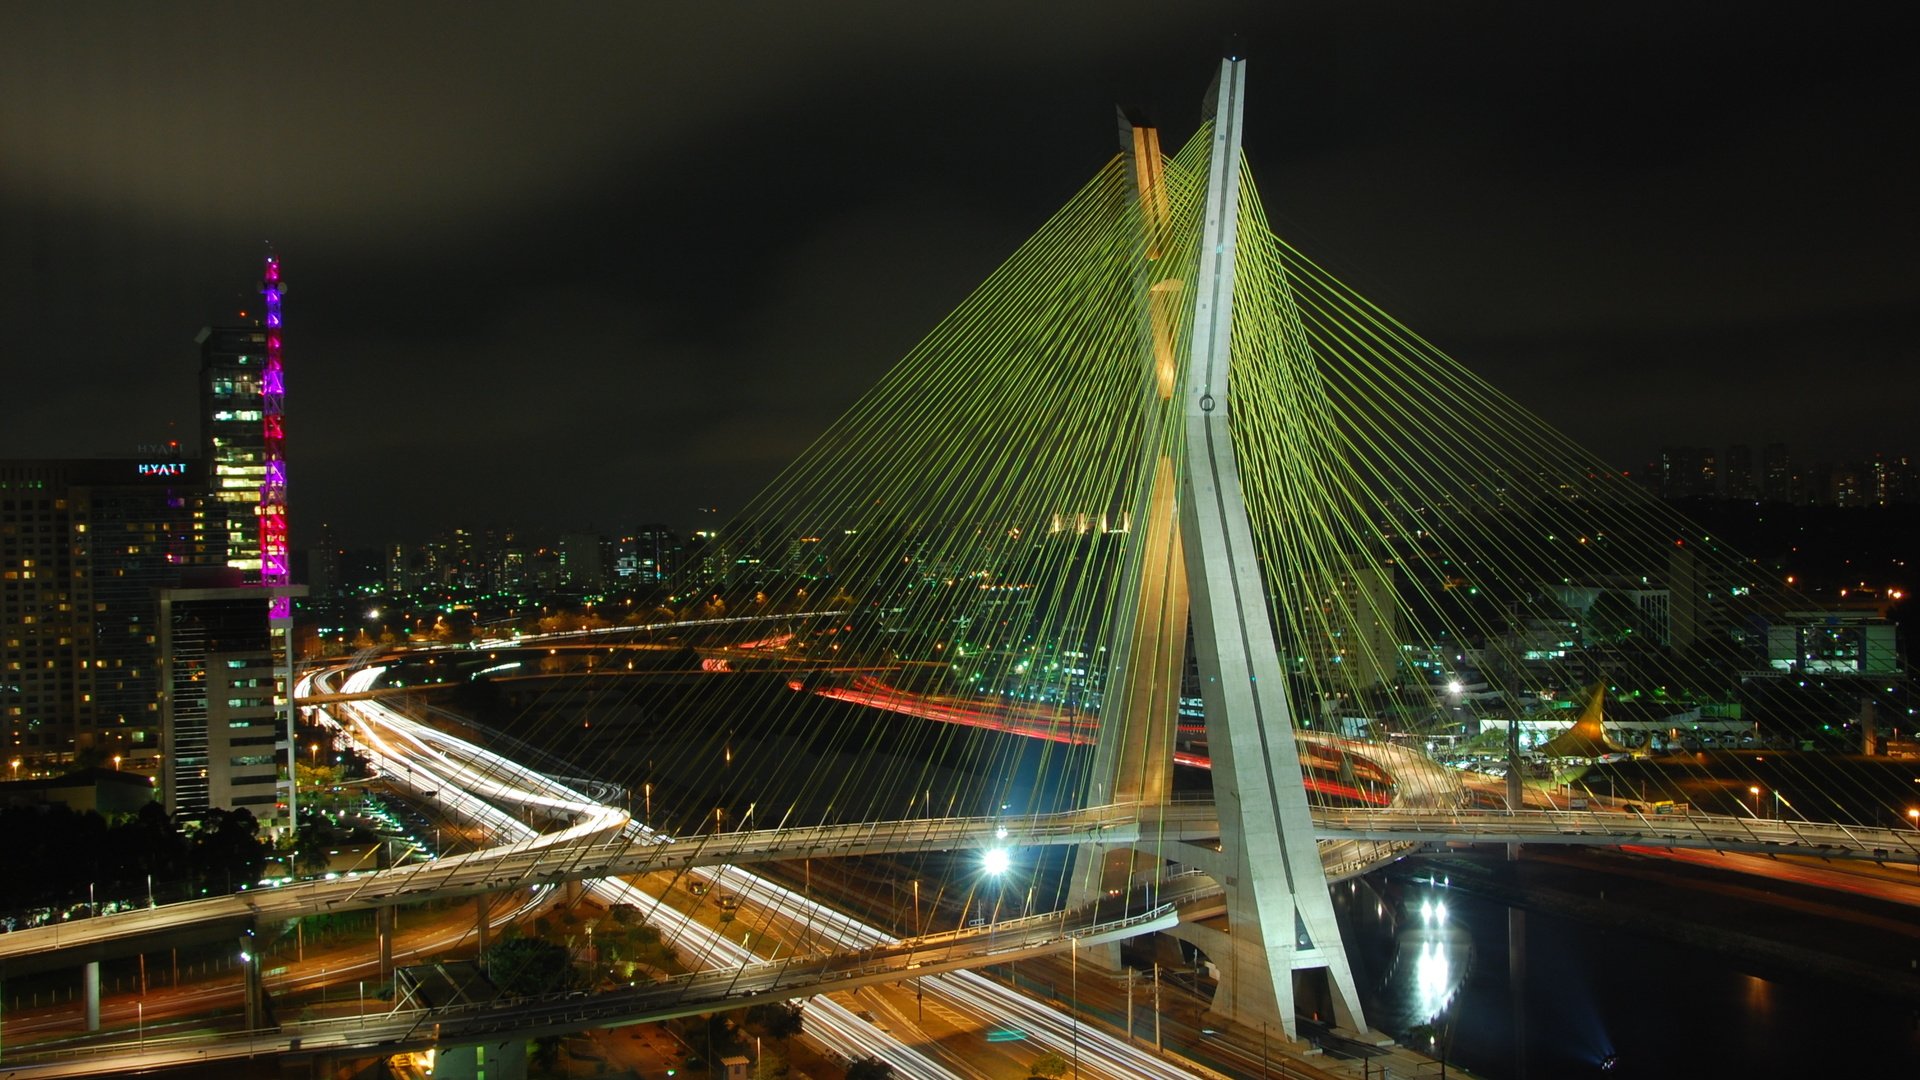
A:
[1339, 852, 1920, 1077]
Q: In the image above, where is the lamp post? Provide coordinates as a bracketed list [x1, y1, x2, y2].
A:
[1907, 808, 1918, 831]
[1070, 936, 1080, 1080]
[1749, 785, 1763, 819]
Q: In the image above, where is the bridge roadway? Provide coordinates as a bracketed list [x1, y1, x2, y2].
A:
[0, 903, 1180, 1078]
[5, 799, 1915, 967]
[9, 673, 1918, 1077]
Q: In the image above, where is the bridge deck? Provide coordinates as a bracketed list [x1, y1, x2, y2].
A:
[0, 903, 1179, 1078]
[4, 802, 1913, 966]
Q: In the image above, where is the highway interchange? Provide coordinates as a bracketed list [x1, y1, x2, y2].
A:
[3, 650, 1916, 1077]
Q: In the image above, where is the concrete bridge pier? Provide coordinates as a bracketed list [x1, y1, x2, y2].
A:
[430, 1038, 527, 1080]
[377, 906, 395, 979]
[83, 960, 99, 1032]
[475, 895, 491, 961]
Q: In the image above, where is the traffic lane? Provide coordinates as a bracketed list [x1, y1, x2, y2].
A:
[1616, 844, 1920, 910]
[1, 887, 547, 1046]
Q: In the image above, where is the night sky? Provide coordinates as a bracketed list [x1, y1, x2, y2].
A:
[2, 3, 1915, 547]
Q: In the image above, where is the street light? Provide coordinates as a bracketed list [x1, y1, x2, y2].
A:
[1907, 808, 1918, 831]
[1749, 785, 1763, 818]
[1070, 936, 1080, 1080]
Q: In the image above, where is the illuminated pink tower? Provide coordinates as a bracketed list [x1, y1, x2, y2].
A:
[259, 252, 298, 837]
[259, 254, 290, 619]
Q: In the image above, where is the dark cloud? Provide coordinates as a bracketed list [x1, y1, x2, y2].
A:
[1, 3, 1915, 544]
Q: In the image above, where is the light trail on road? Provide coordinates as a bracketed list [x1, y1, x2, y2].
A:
[317, 664, 1207, 1080]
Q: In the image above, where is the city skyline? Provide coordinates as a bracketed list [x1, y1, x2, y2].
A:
[1, 4, 1916, 547]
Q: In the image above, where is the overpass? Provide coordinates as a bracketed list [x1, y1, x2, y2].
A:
[7, 794, 1914, 970]
[0, 903, 1180, 1078]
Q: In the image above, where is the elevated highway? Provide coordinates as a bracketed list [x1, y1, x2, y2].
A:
[7, 798, 1915, 967]
[9, 658, 1916, 1077]
[0, 904, 1179, 1078]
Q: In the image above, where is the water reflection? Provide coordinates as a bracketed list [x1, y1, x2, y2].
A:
[1339, 856, 1920, 1078]
[1741, 972, 1774, 1017]
[1376, 879, 1473, 1034]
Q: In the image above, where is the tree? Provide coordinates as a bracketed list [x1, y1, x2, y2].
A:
[486, 938, 573, 996]
[1034, 1049, 1071, 1078]
[529, 1035, 563, 1078]
[743, 1001, 804, 1040]
[291, 820, 331, 876]
[846, 1057, 895, 1080]
[188, 807, 267, 893]
[753, 1046, 790, 1080]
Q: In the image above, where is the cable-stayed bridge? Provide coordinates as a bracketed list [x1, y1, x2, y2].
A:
[6, 55, 1915, 1076]
[10, 682, 1911, 1079]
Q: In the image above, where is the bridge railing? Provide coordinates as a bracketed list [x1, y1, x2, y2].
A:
[1309, 806, 1920, 861]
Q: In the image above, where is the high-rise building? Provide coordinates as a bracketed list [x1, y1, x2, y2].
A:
[307, 522, 341, 598]
[1832, 462, 1870, 508]
[1666, 541, 1762, 658]
[3, 256, 299, 829]
[2, 458, 218, 769]
[1723, 444, 1755, 500]
[159, 577, 304, 831]
[557, 532, 605, 590]
[1295, 566, 1399, 690]
[1873, 454, 1916, 506]
[198, 323, 270, 572]
[1761, 443, 1793, 503]
[631, 525, 680, 584]
[1659, 446, 1717, 499]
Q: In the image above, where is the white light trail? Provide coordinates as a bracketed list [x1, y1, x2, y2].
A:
[310, 661, 1201, 1079]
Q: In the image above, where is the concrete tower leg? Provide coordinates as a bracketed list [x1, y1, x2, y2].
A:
[1174, 55, 1366, 1040]
[1071, 119, 1187, 966]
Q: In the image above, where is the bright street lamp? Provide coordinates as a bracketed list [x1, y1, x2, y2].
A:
[1748, 785, 1763, 818]
[1906, 808, 1918, 831]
